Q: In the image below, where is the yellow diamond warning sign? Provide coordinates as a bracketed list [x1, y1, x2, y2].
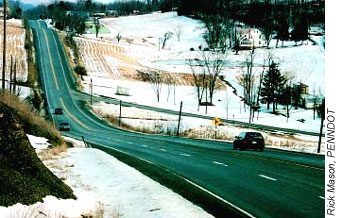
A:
[212, 117, 221, 127]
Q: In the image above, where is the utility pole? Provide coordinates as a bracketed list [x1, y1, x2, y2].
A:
[13, 57, 16, 94]
[176, 101, 183, 136]
[90, 78, 93, 105]
[119, 100, 122, 127]
[317, 99, 325, 153]
[2, 0, 7, 90]
[9, 56, 12, 93]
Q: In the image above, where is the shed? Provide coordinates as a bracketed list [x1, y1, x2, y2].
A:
[116, 86, 130, 96]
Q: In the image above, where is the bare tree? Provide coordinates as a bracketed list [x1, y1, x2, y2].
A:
[94, 18, 101, 38]
[255, 53, 273, 120]
[312, 84, 324, 120]
[116, 32, 122, 43]
[126, 38, 134, 45]
[202, 14, 233, 52]
[149, 70, 163, 102]
[165, 75, 176, 103]
[280, 71, 295, 121]
[173, 25, 183, 42]
[237, 50, 257, 123]
[200, 50, 227, 105]
[189, 58, 207, 112]
[161, 31, 173, 49]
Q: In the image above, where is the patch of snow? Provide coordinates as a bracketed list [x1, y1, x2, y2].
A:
[63, 136, 86, 148]
[26, 134, 50, 150]
[0, 146, 214, 218]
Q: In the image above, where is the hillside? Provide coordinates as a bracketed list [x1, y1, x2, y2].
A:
[0, 93, 76, 207]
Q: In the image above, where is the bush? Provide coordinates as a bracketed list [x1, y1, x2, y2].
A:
[74, 65, 87, 76]
[24, 42, 31, 50]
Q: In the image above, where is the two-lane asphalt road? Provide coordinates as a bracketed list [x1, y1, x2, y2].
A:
[30, 20, 325, 218]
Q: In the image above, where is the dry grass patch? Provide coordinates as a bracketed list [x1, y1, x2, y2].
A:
[0, 92, 63, 146]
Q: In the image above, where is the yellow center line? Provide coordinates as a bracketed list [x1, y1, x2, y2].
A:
[232, 153, 324, 171]
[42, 28, 59, 91]
[60, 98, 91, 131]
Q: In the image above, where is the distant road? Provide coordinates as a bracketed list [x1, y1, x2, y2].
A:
[30, 20, 325, 218]
[73, 91, 323, 137]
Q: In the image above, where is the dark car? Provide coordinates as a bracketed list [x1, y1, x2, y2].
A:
[59, 122, 70, 131]
[55, 108, 63, 115]
[233, 132, 265, 151]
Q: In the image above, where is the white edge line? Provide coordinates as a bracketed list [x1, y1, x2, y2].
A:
[179, 153, 191, 157]
[88, 140, 256, 218]
[213, 161, 228, 167]
[258, 174, 277, 181]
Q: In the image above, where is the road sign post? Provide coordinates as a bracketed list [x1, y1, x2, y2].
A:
[212, 118, 221, 139]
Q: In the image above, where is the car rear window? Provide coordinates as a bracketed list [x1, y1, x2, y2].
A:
[246, 132, 263, 139]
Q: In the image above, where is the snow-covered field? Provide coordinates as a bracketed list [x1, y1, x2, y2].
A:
[75, 12, 324, 142]
[84, 76, 322, 133]
[0, 137, 214, 218]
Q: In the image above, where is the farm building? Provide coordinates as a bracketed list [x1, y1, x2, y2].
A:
[300, 94, 323, 109]
[236, 27, 267, 49]
[293, 82, 309, 95]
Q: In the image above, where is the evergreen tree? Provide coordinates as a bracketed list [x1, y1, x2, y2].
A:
[261, 61, 285, 111]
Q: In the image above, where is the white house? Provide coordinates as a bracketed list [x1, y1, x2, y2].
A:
[236, 27, 267, 49]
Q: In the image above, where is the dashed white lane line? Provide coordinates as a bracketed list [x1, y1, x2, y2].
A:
[213, 161, 228, 167]
[319, 196, 325, 200]
[160, 149, 167, 152]
[258, 174, 277, 181]
[127, 142, 134, 145]
[179, 153, 191, 157]
[141, 144, 149, 148]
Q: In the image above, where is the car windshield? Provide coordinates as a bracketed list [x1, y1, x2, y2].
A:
[246, 132, 263, 139]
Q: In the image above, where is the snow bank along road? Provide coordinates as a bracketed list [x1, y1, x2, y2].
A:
[30, 20, 325, 218]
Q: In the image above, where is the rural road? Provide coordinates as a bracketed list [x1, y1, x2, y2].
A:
[30, 20, 325, 218]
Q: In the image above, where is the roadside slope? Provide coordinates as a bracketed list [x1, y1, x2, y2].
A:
[0, 93, 75, 206]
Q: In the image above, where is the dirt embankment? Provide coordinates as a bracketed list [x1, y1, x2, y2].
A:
[0, 93, 75, 207]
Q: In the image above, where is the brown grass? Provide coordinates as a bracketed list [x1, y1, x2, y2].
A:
[59, 32, 84, 90]
[74, 37, 228, 89]
[0, 91, 64, 147]
[39, 143, 68, 161]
